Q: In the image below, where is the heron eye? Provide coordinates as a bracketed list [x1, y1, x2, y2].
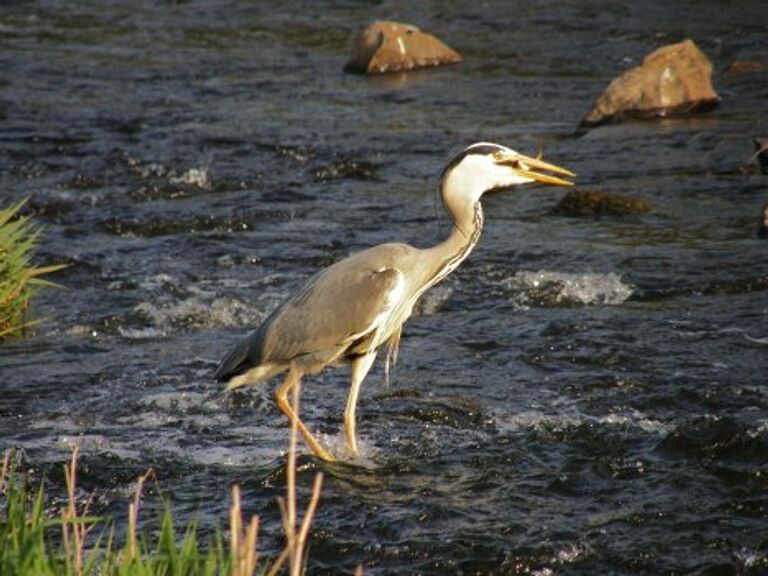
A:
[493, 151, 504, 161]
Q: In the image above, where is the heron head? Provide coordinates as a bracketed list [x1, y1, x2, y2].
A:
[440, 142, 575, 202]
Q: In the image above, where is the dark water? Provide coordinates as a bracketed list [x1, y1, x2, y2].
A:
[2, 1, 768, 573]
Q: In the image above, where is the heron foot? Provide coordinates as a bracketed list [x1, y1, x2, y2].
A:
[275, 396, 337, 462]
[274, 371, 337, 462]
[305, 436, 337, 462]
[343, 425, 359, 459]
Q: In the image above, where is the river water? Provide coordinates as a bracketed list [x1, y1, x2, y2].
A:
[2, 1, 767, 574]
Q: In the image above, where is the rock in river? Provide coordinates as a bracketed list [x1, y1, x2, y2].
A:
[582, 39, 720, 127]
[758, 202, 768, 240]
[552, 189, 652, 217]
[753, 137, 768, 174]
[344, 20, 462, 75]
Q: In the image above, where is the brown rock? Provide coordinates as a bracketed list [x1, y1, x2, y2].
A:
[552, 189, 652, 217]
[345, 20, 461, 75]
[582, 39, 720, 127]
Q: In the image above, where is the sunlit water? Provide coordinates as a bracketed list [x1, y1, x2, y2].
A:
[2, 1, 767, 573]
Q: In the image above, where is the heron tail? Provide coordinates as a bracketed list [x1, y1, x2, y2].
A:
[213, 331, 258, 382]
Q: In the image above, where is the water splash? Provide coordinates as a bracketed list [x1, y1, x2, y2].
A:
[500, 270, 633, 308]
[169, 167, 212, 189]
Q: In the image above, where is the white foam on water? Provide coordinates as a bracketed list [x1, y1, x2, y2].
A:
[496, 406, 669, 435]
[313, 432, 381, 468]
[500, 270, 633, 307]
[744, 334, 768, 345]
[597, 410, 669, 434]
[498, 409, 583, 433]
[169, 167, 211, 189]
[134, 296, 262, 330]
[117, 326, 167, 339]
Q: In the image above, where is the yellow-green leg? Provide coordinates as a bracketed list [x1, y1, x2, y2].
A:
[274, 369, 336, 462]
[343, 352, 377, 457]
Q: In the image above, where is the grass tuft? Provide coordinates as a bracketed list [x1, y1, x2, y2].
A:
[0, 198, 68, 341]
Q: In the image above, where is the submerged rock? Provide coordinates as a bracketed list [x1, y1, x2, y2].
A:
[758, 202, 768, 240]
[656, 415, 768, 462]
[344, 20, 461, 75]
[582, 39, 720, 127]
[753, 137, 768, 174]
[552, 189, 652, 216]
[726, 60, 764, 74]
[312, 158, 377, 182]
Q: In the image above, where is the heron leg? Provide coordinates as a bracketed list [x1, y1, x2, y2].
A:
[274, 369, 336, 462]
[344, 351, 377, 457]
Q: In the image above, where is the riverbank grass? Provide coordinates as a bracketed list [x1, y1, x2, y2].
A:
[0, 198, 67, 341]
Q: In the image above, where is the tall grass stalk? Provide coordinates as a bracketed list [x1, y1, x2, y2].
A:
[267, 382, 324, 576]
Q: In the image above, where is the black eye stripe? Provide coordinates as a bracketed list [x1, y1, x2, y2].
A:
[439, 144, 505, 182]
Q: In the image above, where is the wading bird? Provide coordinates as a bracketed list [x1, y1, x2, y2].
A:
[215, 142, 574, 461]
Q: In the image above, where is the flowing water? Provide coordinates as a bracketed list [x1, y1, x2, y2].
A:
[2, 1, 768, 573]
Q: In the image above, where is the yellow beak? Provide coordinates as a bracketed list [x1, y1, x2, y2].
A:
[497, 151, 575, 186]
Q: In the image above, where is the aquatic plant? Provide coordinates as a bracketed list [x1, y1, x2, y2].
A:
[0, 198, 67, 341]
[0, 384, 328, 576]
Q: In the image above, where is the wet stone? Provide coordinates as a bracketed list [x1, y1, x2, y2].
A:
[404, 397, 492, 430]
[758, 201, 768, 240]
[753, 137, 768, 174]
[102, 209, 293, 237]
[64, 173, 105, 190]
[726, 60, 765, 74]
[552, 189, 652, 217]
[656, 416, 768, 463]
[373, 387, 424, 402]
[582, 39, 720, 127]
[345, 20, 462, 75]
[312, 158, 378, 182]
[276, 144, 315, 164]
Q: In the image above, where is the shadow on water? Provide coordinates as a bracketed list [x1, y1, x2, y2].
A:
[2, 0, 768, 573]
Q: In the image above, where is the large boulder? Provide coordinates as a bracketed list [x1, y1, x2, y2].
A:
[582, 39, 720, 127]
[345, 20, 461, 75]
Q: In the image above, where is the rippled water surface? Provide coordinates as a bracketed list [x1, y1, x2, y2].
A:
[2, 1, 768, 573]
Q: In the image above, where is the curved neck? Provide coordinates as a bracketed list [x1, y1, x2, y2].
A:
[422, 188, 484, 289]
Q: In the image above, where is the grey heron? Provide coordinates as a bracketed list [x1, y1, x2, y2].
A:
[215, 142, 574, 461]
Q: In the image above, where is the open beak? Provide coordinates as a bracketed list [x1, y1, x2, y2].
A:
[498, 151, 575, 186]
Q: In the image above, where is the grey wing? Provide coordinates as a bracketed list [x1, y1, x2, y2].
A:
[214, 254, 405, 381]
[264, 260, 405, 363]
